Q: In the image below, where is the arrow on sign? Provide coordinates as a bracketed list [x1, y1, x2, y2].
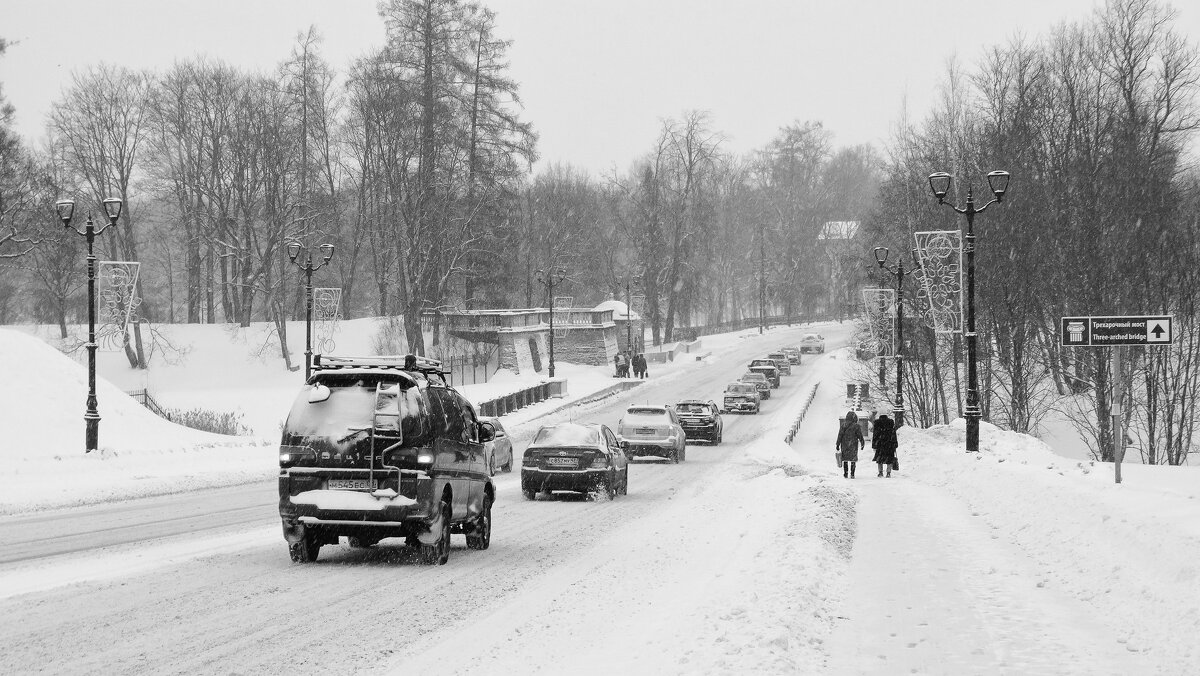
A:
[1152, 323, 1166, 339]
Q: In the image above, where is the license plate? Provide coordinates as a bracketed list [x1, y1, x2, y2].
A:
[636, 428, 656, 435]
[546, 456, 577, 467]
[327, 478, 378, 490]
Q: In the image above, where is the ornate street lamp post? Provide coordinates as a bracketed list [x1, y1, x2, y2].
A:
[57, 197, 123, 452]
[928, 170, 1010, 452]
[535, 267, 567, 377]
[286, 241, 335, 380]
[873, 246, 920, 427]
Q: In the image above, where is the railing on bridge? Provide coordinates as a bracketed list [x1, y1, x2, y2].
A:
[423, 308, 615, 334]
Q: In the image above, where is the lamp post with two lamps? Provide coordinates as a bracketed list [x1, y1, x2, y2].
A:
[536, 267, 567, 377]
[286, 241, 335, 380]
[872, 246, 921, 428]
[927, 170, 1010, 452]
[56, 197, 123, 452]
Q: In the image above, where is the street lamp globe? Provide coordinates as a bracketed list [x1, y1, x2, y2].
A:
[320, 243, 335, 262]
[55, 199, 75, 226]
[102, 197, 123, 223]
[873, 246, 889, 266]
[987, 171, 1011, 201]
[928, 172, 952, 202]
[286, 241, 302, 262]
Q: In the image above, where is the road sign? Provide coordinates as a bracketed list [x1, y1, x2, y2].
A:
[1060, 315, 1173, 347]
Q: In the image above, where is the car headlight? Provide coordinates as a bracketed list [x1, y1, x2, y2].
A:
[416, 453, 434, 465]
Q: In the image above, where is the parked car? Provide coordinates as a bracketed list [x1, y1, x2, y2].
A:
[766, 352, 792, 376]
[747, 359, 781, 387]
[480, 416, 514, 475]
[277, 354, 495, 566]
[617, 404, 688, 463]
[739, 372, 772, 399]
[799, 333, 826, 354]
[779, 346, 802, 365]
[723, 382, 762, 414]
[674, 399, 723, 444]
[521, 422, 629, 500]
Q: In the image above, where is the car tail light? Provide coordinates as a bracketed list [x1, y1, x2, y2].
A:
[590, 454, 609, 468]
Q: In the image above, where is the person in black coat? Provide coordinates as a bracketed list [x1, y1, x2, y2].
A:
[835, 410, 865, 478]
[871, 414, 898, 477]
[634, 353, 648, 379]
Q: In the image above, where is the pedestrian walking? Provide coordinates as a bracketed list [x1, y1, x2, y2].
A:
[835, 410, 865, 478]
[871, 414, 898, 478]
[633, 353, 648, 379]
[615, 352, 628, 378]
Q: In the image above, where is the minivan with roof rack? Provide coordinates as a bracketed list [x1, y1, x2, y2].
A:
[277, 354, 496, 565]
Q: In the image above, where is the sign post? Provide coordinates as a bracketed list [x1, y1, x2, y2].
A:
[1060, 315, 1173, 483]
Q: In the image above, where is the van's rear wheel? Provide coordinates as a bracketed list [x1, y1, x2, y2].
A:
[420, 500, 452, 565]
[466, 495, 492, 550]
[288, 528, 320, 563]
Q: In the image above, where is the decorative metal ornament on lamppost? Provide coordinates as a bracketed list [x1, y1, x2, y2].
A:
[873, 246, 921, 428]
[57, 196, 123, 453]
[286, 241, 335, 380]
[928, 169, 1010, 452]
[535, 267, 567, 377]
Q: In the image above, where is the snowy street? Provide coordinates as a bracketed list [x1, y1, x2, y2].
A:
[2, 323, 1198, 674]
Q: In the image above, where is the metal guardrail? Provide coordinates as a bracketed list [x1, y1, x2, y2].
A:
[784, 381, 821, 444]
[477, 382, 557, 417]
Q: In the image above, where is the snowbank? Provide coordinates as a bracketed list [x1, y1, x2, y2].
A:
[898, 419, 1200, 670]
[0, 328, 271, 514]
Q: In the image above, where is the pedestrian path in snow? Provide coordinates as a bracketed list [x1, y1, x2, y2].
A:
[825, 476, 1138, 675]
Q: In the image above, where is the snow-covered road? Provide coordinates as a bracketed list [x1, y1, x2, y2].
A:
[4, 321, 1195, 675]
[0, 325, 853, 675]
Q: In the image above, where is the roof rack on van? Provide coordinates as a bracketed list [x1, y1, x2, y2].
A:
[313, 354, 447, 379]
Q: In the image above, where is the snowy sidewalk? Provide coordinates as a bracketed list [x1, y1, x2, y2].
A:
[825, 474, 1139, 675]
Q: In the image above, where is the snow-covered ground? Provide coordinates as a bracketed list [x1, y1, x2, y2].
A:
[2, 320, 1199, 674]
[0, 321, 729, 514]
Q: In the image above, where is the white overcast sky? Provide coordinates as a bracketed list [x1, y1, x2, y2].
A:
[3, 0, 1199, 175]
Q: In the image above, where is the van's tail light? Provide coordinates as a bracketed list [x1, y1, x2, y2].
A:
[279, 446, 316, 468]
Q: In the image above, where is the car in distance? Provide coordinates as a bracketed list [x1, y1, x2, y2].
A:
[674, 399, 723, 444]
[799, 333, 826, 354]
[779, 346, 802, 365]
[766, 352, 792, 376]
[480, 416, 514, 475]
[739, 372, 772, 399]
[617, 404, 688, 463]
[723, 382, 762, 414]
[521, 422, 629, 500]
[747, 359, 781, 387]
[277, 354, 495, 566]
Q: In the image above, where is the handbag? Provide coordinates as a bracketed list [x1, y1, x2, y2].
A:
[835, 451, 843, 466]
[891, 457, 899, 471]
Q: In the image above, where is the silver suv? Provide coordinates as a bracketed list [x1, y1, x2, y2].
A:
[617, 405, 688, 463]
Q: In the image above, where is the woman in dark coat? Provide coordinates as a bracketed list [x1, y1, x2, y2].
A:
[835, 410, 865, 478]
[871, 414, 898, 477]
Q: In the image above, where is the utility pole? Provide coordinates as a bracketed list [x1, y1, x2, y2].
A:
[759, 221, 766, 334]
[625, 278, 633, 352]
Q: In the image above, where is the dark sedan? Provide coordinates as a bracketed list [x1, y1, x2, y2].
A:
[674, 400, 723, 444]
[521, 422, 629, 500]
